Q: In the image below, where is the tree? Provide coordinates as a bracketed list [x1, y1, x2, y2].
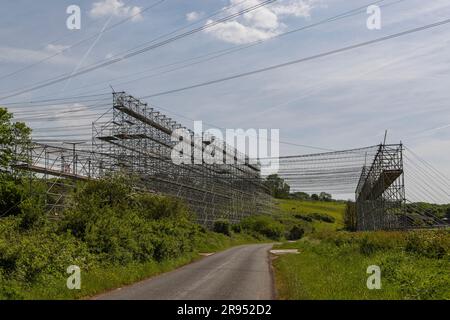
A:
[290, 192, 310, 200]
[0, 107, 32, 171]
[263, 174, 290, 199]
[0, 108, 32, 216]
[319, 192, 332, 202]
[311, 194, 319, 201]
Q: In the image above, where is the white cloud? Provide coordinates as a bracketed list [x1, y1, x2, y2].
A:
[186, 11, 204, 22]
[204, 20, 278, 44]
[0, 46, 73, 65]
[90, 0, 143, 21]
[204, 0, 318, 44]
[271, 0, 316, 17]
[45, 44, 70, 54]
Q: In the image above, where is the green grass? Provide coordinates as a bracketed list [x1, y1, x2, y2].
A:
[274, 240, 400, 299]
[272, 199, 450, 300]
[276, 199, 346, 231]
[273, 231, 450, 300]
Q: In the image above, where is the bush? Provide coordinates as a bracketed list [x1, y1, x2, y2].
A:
[56, 176, 206, 264]
[18, 193, 47, 230]
[0, 225, 95, 283]
[359, 237, 381, 256]
[231, 223, 242, 233]
[314, 230, 450, 259]
[309, 213, 335, 223]
[213, 219, 231, 236]
[133, 193, 191, 220]
[405, 232, 448, 259]
[287, 225, 305, 240]
[0, 175, 24, 217]
[294, 214, 313, 222]
[240, 215, 284, 240]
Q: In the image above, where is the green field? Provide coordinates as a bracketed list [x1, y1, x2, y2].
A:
[272, 199, 450, 300]
[276, 199, 346, 231]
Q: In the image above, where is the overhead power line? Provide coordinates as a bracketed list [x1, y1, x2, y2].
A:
[1, 0, 404, 105]
[0, 0, 166, 82]
[0, 0, 277, 101]
[0, 0, 255, 103]
[2, 92, 111, 107]
[139, 17, 450, 98]
[66, 0, 399, 96]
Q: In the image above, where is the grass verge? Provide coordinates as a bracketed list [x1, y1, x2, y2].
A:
[273, 231, 450, 300]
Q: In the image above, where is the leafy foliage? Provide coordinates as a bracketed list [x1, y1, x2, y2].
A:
[308, 212, 335, 223]
[318, 192, 332, 201]
[0, 174, 24, 216]
[0, 174, 270, 299]
[289, 192, 310, 200]
[263, 174, 290, 199]
[213, 219, 231, 236]
[287, 225, 305, 240]
[240, 215, 285, 240]
[0, 107, 31, 170]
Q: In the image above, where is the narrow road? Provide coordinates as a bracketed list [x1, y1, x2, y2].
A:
[94, 244, 274, 300]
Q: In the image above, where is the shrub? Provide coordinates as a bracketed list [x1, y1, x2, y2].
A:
[133, 193, 191, 220]
[405, 231, 448, 259]
[0, 225, 95, 283]
[287, 225, 305, 240]
[0, 175, 24, 217]
[18, 193, 47, 230]
[231, 223, 242, 233]
[294, 214, 313, 222]
[359, 237, 380, 256]
[240, 215, 284, 240]
[68, 174, 134, 211]
[213, 219, 231, 236]
[309, 213, 335, 223]
[57, 176, 205, 264]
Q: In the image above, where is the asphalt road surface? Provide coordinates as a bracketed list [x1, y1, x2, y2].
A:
[94, 244, 275, 300]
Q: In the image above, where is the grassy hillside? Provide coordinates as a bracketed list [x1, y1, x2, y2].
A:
[276, 199, 346, 231]
[272, 199, 450, 300]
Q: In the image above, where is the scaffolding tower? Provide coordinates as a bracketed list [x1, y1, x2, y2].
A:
[355, 144, 406, 230]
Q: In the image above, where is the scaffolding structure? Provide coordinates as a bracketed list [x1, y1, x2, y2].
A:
[355, 144, 406, 230]
[13, 92, 273, 224]
[10, 94, 447, 230]
[12, 142, 96, 214]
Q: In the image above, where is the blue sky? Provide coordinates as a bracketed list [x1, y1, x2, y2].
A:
[1, 0, 450, 199]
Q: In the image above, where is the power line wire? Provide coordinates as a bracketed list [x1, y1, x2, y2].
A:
[66, 0, 401, 96]
[140, 17, 450, 98]
[0, 0, 166, 82]
[0, 0, 277, 101]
